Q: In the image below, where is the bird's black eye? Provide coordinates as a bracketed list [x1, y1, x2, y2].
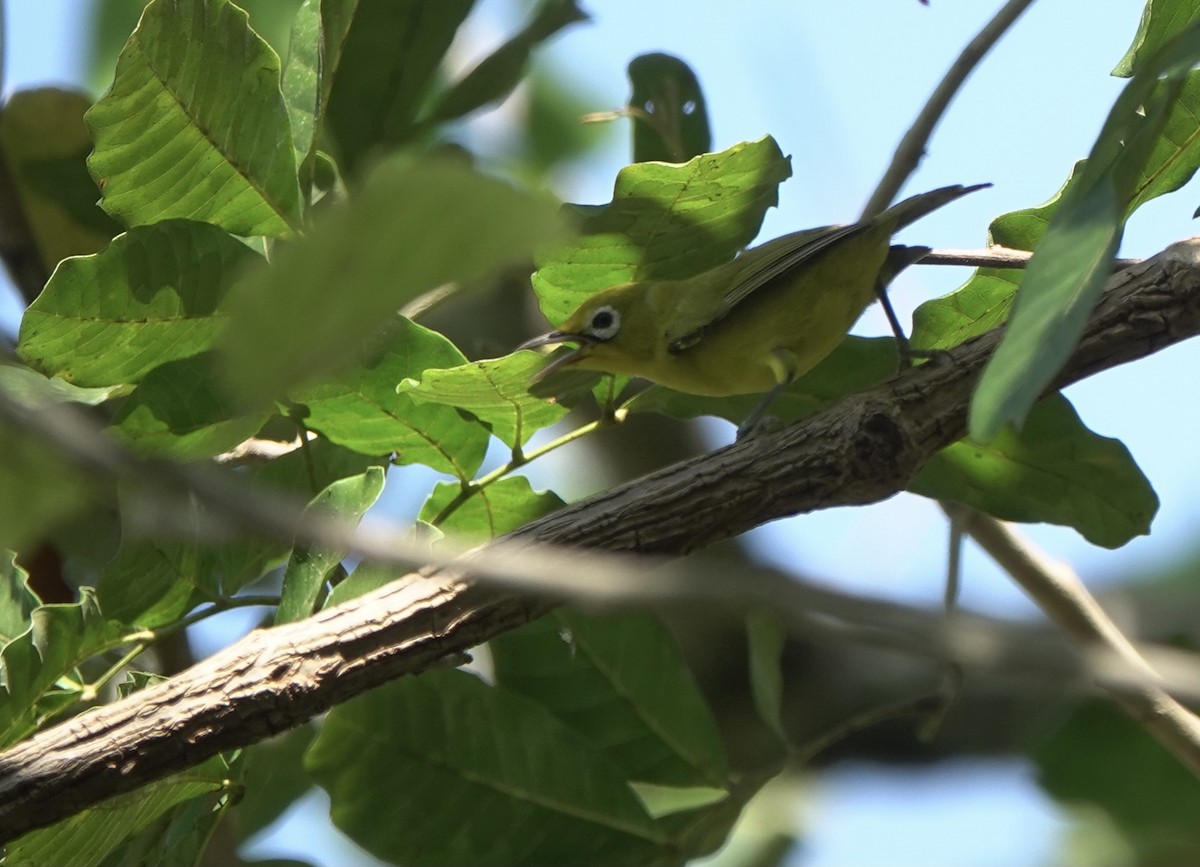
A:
[587, 305, 621, 341]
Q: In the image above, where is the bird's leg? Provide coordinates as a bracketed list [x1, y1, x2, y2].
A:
[736, 350, 797, 440]
[876, 244, 946, 370]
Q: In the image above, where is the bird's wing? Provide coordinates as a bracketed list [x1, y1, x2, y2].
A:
[665, 223, 861, 352]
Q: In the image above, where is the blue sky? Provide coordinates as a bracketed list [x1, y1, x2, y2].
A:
[3, 2, 1190, 866]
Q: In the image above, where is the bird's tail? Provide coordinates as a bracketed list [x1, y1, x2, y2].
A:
[878, 182, 991, 232]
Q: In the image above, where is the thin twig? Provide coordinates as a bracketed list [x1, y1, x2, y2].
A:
[861, 0, 1038, 220]
[948, 504, 1200, 778]
[919, 247, 1141, 270]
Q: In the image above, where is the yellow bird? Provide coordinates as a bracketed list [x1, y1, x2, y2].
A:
[522, 184, 987, 408]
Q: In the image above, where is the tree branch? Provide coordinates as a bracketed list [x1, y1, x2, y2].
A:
[951, 506, 1200, 776]
[1, 238, 1199, 841]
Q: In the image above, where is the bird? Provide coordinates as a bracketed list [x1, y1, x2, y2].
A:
[521, 182, 988, 428]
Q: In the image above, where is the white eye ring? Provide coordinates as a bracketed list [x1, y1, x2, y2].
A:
[587, 305, 621, 341]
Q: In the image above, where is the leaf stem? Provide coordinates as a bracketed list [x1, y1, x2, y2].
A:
[430, 417, 613, 527]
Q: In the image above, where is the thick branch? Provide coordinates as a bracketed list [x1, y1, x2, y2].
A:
[1, 239, 1199, 841]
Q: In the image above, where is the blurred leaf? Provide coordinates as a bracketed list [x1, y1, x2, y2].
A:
[276, 467, 385, 624]
[911, 395, 1158, 548]
[219, 155, 565, 405]
[100, 440, 386, 622]
[0, 369, 120, 552]
[971, 22, 1200, 440]
[234, 725, 318, 842]
[491, 609, 729, 789]
[424, 0, 588, 126]
[110, 352, 270, 459]
[0, 88, 121, 273]
[322, 0, 474, 170]
[0, 365, 128, 406]
[532, 136, 792, 325]
[523, 70, 610, 172]
[293, 317, 490, 480]
[419, 476, 563, 539]
[306, 668, 668, 866]
[1037, 700, 1200, 865]
[6, 755, 233, 867]
[18, 220, 259, 387]
[624, 337, 898, 425]
[745, 611, 786, 741]
[398, 351, 575, 449]
[85, 0, 302, 237]
[627, 53, 712, 163]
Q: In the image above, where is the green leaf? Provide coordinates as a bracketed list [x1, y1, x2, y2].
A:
[85, 0, 302, 237]
[0, 586, 124, 747]
[1129, 74, 1200, 210]
[99, 440, 386, 623]
[324, 558, 400, 608]
[910, 187, 1062, 351]
[110, 352, 270, 459]
[0, 554, 38, 646]
[6, 755, 233, 867]
[624, 337, 898, 424]
[419, 476, 564, 539]
[912, 395, 1157, 548]
[532, 136, 792, 325]
[98, 535, 203, 629]
[971, 22, 1200, 440]
[293, 317, 489, 480]
[424, 0, 588, 126]
[0, 364, 128, 406]
[627, 53, 712, 163]
[281, 0, 322, 171]
[0, 88, 120, 274]
[1113, 0, 1200, 76]
[491, 609, 729, 789]
[234, 725, 318, 842]
[322, 0, 474, 171]
[18, 220, 259, 387]
[219, 155, 565, 404]
[306, 668, 668, 867]
[398, 352, 576, 449]
[276, 467, 385, 623]
[1036, 700, 1200, 865]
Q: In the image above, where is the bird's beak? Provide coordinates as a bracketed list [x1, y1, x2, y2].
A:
[517, 331, 596, 381]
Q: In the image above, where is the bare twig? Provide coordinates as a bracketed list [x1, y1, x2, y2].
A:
[949, 505, 1200, 777]
[862, 0, 1038, 219]
[919, 247, 1141, 271]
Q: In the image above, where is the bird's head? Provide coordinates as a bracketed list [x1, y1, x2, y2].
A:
[518, 284, 658, 380]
